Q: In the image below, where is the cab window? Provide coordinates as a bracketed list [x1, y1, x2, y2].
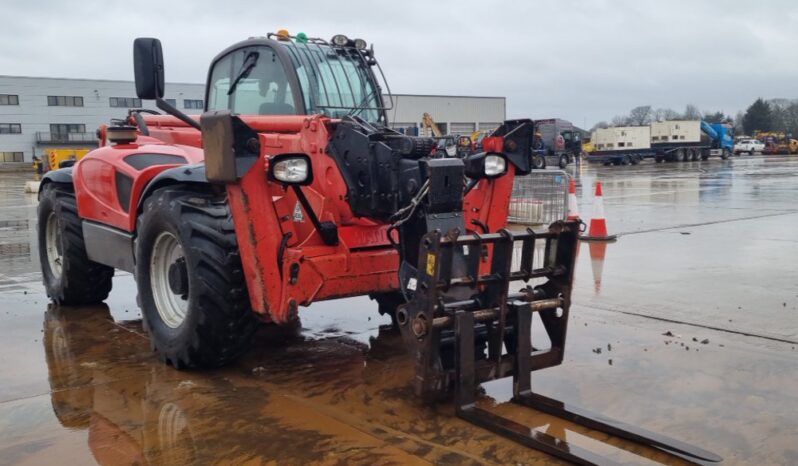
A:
[208, 46, 297, 115]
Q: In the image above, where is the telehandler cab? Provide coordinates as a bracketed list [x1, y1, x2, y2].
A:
[37, 32, 721, 464]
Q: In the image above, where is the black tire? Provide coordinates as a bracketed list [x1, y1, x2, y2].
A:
[630, 155, 641, 165]
[721, 148, 730, 160]
[532, 155, 546, 170]
[690, 149, 699, 161]
[701, 150, 710, 160]
[621, 155, 630, 166]
[749, 150, 755, 156]
[136, 186, 258, 368]
[654, 155, 664, 163]
[558, 154, 568, 169]
[38, 183, 114, 305]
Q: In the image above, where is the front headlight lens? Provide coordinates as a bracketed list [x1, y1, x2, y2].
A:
[272, 157, 309, 183]
[484, 154, 506, 176]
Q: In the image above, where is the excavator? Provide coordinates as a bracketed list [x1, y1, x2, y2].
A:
[421, 112, 443, 137]
[753, 131, 798, 155]
[36, 31, 721, 465]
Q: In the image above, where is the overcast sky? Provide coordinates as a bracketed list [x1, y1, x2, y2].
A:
[3, 0, 797, 127]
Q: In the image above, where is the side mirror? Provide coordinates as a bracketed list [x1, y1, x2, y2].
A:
[133, 38, 165, 99]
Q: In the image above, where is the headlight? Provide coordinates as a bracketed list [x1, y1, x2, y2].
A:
[270, 155, 312, 184]
[331, 34, 349, 46]
[484, 154, 506, 176]
[353, 38, 367, 50]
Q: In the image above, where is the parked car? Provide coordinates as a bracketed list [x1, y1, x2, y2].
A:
[734, 138, 765, 155]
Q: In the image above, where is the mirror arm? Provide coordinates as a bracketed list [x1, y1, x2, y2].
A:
[155, 97, 201, 130]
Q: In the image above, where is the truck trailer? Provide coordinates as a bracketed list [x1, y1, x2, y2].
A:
[589, 120, 734, 165]
[590, 126, 650, 165]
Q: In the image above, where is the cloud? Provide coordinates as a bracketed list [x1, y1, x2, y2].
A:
[2, 0, 797, 126]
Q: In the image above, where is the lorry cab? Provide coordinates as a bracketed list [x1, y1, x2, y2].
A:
[560, 129, 582, 157]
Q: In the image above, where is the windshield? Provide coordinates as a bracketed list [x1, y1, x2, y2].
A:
[208, 46, 297, 115]
[281, 41, 383, 123]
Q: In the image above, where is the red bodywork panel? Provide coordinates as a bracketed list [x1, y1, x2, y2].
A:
[73, 114, 516, 323]
[74, 137, 204, 232]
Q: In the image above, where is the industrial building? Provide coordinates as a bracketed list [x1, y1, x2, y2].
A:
[385, 94, 506, 136]
[0, 75, 506, 165]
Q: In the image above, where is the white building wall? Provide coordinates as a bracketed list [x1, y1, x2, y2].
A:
[384, 94, 505, 135]
[0, 75, 507, 163]
[0, 75, 205, 163]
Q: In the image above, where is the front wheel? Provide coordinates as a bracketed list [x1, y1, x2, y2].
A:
[37, 183, 114, 305]
[721, 148, 731, 160]
[558, 154, 568, 169]
[136, 186, 258, 368]
[532, 155, 546, 170]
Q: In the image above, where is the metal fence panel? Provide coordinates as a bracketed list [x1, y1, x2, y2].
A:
[509, 170, 569, 227]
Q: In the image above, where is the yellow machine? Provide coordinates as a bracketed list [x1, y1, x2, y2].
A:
[35, 148, 91, 173]
[421, 112, 443, 138]
[753, 131, 798, 155]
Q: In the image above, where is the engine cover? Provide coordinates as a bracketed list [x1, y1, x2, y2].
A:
[326, 117, 435, 219]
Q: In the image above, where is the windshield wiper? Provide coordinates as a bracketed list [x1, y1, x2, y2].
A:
[227, 52, 260, 96]
[347, 87, 379, 117]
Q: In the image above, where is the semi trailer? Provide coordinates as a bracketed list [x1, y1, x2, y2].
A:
[589, 120, 734, 165]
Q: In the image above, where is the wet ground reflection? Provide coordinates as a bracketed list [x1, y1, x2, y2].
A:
[1, 156, 798, 464]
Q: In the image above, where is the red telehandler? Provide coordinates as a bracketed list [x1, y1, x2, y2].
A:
[37, 32, 721, 465]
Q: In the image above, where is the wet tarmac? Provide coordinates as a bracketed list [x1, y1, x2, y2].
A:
[1, 156, 797, 465]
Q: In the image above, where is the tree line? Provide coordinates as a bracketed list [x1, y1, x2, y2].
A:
[591, 99, 798, 137]
[591, 105, 731, 131]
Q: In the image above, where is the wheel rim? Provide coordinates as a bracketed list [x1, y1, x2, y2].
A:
[150, 231, 189, 328]
[45, 212, 63, 279]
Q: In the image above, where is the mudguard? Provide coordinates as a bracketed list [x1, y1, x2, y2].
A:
[39, 167, 74, 191]
[136, 163, 208, 211]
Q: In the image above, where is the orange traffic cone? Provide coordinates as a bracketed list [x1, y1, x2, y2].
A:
[582, 181, 617, 241]
[567, 178, 580, 221]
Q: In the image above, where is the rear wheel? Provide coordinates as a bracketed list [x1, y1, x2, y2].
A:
[136, 186, 258, 368]
[654, 155, 664, 163]
[690, 149, 699, 161]
[630, 155, 641, 165]
[37, 183, 114, 305]
[532, 155, 546, 169]
[721, 148, 730, 160]
[621, 155, 630, 166]
[558, 154, 568, 169]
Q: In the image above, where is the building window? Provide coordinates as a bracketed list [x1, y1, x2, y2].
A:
[50, 123, 86, 134]
[0, 151, 24, 162]
[0, 123, 22, 134]
[0, 94, 19, 105]
[165, 98, 177, 106]
[184, 99, 203, 109]
[47, 95, 84, 107]
[109, 97, 142, 108]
